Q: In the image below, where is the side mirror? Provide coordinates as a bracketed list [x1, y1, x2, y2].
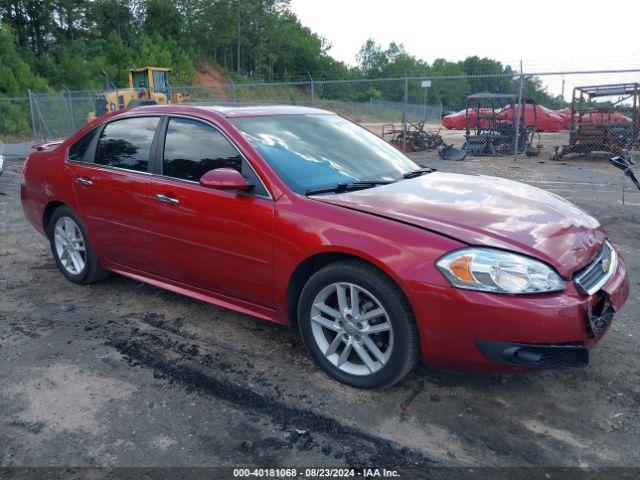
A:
[199, 168, 252, 192]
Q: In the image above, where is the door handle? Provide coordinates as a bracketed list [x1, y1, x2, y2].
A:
[154, 193, 180, 205]
[74, 178, 93, 186]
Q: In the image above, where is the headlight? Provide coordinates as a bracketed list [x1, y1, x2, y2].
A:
[436, 248, 565, 294]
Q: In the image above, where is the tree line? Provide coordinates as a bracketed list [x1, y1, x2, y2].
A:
[0, 0, 351, 92]
[0, 0, 564, 138]
[352, 40, 564, 110]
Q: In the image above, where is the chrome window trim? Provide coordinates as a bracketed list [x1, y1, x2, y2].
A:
[67, 159, 155, 176]
[574, 241, 618, 296]
[147, 173, 272, 201]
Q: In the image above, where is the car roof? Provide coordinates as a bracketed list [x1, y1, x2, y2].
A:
[127, 104, 334, 118]
[466, 93, 536, 104]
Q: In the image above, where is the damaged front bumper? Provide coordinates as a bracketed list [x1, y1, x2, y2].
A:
[473, 270, 628, 370]
[409, 247, 629, 372]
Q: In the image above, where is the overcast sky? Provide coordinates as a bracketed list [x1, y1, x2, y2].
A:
[289, 0, 640, 99]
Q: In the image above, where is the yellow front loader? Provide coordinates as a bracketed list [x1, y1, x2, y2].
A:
[88, 67, 188, 121]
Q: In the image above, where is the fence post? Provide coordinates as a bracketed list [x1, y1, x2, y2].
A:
[308, 72, 315, 107]
[230, 79, 237, 103]
[28, 89, 37, 140]
[64, 87, 76, 132]
[514, 61, 524, 159]
[402, 76, 408, 152]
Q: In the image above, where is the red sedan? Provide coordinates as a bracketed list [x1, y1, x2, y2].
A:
[441, 108, 493, 130]
[556, 108, 576, 130]
[497, 104, 564, 133]
[555, 108, 631, 130]
[21, 105, 629, 388]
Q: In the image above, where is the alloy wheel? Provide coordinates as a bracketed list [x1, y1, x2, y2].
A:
[53, 216, 86, 275]
[310, 282, 393, 376]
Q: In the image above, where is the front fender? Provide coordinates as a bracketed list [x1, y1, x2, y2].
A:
[273, 196, 466, 325]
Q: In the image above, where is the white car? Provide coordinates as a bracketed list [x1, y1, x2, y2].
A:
[0, 140, 4, 175]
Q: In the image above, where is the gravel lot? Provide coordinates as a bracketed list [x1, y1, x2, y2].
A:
[0, 151, 639, 472]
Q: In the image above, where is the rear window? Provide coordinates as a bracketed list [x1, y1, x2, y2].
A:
[94, 116, 160, 172]
[68, 128, 97, 163]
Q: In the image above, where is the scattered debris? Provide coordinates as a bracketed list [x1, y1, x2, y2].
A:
[383, 120, 468, 160]
[285, 429, 313, 450]
[439, 144, 468, 161]
[239, 439, 255, 452]
[382, 121, 444, 152]
[400, 388, 422, 411]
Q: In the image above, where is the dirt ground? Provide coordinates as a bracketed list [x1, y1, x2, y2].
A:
[0, 150, 639, 473]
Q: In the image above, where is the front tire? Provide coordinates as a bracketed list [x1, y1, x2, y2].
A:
[48, 206, 109, 285]
[298, 260, 419, 389]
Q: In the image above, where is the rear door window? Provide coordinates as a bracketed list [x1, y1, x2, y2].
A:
[94, 116, 160, 172]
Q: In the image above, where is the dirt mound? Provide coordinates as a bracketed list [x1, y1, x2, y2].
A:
[195, 62, 230, 85]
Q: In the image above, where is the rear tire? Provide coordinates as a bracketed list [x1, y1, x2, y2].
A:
[298, 260, 419, 389]
[48, 206, 109, 285]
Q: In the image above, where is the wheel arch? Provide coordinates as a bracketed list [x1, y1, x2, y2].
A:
[43, 200, 67, 234]
[286, 250, 412, 327]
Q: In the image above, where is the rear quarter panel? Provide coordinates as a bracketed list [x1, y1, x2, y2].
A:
[21, 146, 76, 236]
[21, 119, 104, 236]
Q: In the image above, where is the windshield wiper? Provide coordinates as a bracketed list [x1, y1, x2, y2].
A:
[400, 167, 437, 180]
[305, 180, 392, 196]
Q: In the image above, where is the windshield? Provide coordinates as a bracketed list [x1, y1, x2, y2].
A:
[231, 114, 418, 193]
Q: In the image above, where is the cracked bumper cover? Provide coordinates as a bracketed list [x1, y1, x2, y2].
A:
[408, 253, 629, 372]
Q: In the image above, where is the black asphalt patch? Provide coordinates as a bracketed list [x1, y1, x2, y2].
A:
[107, 334, 435, 468]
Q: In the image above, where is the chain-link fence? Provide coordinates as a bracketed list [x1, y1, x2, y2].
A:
[181, 78, 442, 125]
[3, 68, 640, 162]
[29, 89, 103, 140]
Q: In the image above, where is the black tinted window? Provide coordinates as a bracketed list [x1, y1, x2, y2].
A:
[95, 116, 159, 172]
[163, 118, 243, 181]
[68, 128, 97, 162]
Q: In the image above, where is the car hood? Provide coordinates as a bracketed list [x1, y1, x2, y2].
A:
[313, 172, 604, 278]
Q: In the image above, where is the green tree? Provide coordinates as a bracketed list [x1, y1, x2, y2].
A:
[0, 23, 49, 95]
[356, 39, 387, 76]
[0, 23, 49, 138]
[144, 0, 182, 38]
[88, 0, 137, 42]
